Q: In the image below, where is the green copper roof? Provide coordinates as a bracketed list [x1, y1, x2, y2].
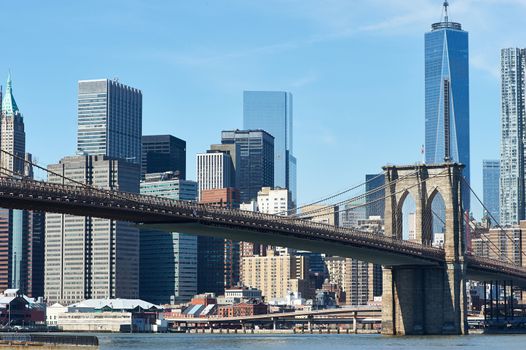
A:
[1, 72, 19, 116]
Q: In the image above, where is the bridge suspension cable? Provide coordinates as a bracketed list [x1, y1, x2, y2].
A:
[0, 149, 198, 215]
[297, 169, 519, 263]
[303, 168, 444, 220]
[275, 172, 385, 216]
[1, 147, 520, 265]
[294, 169, 420, 219]
[462, 176, 526, 264]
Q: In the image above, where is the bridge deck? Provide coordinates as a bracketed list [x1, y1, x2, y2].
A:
[1, 177, 526, 284]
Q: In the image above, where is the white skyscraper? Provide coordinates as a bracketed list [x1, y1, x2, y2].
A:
[195, 151, 235, 200]
[500, 48, 526, 226]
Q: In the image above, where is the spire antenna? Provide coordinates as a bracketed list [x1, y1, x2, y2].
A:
[443, 1, 449, 23]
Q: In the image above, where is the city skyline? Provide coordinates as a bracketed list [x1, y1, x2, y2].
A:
[0, 1, 526, 340]
[0, 0, 523, 209]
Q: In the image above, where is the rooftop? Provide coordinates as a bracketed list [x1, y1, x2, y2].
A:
[1, 73, 20, 117]
[68, 298, 162, 312]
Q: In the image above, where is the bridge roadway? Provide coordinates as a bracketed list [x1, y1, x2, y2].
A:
[1, 177, 526, 286]
[165, 306, 381, 324]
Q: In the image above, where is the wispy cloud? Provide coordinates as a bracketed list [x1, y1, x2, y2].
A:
[471, 54, 500, 79]
[141, 0, 526, 82]
[289, 72, 319, 88]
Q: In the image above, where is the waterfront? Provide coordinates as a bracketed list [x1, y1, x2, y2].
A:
[95, 333, 526, 350]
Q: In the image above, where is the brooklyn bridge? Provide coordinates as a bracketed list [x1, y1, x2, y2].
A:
[0, 160, 525, 335]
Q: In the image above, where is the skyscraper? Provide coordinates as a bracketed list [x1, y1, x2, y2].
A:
[483, 160, 500, 225]
[425, 1, 470, 209]
[140, 172, 198, 304]
[195, 151, 235, 200]
[195, 148, 238, 295]
[1, 73, 25, 174]
[199, 188, 241, 291]
[0, 74, 42, 296]
[243, 91, 296, 206]
[141, 135, 186, 179]
[44, 78, 143, 304]
[77, 79, 142, 164]
[221, 130, 274, 203]
[365, 174, 385, 219]
[500, 48, 526, 226]
[45, 155, 140, 305]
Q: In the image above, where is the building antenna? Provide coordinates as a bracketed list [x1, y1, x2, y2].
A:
[443, 1, 449, 23]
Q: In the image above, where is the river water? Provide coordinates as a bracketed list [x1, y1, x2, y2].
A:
[96, 333, 526, 350]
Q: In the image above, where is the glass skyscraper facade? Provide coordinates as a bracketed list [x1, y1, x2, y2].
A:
[141, 135, 186, 179]
[140, 172, 198, 304]
[221, 129, 274, 203]
[425, 8, 470, 210]
[500, 48, 526, 226]
[243, 91, 296, 206]
[365, 174, 385, 219]
[77, 79, 142, 164]
[483, 160, 500, 225]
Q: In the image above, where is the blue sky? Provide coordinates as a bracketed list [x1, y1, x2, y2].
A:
[1, 0, 525, 208]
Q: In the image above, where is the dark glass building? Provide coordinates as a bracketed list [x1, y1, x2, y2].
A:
[142, 135, 186, 179]
[140, 172, 197, 304]
[243, 91, 296, 206]
[425, 2, 470, 210]
[221, 130, 274, 203]
[199, 188, 241, 293]
[365, 174, 385, 219]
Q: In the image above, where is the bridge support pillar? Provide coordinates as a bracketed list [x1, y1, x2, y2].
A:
[382, 264, 467, 335]
[382, 163, 468, 335]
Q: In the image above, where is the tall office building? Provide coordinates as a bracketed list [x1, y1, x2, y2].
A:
[243, 91, 296, 206]
[365, 174, 385, 219]
[44, 78, 143, 305]
[195, 148, 237, 295]
[27, 210, 45, 298]
[77, 79, 142, 164]
[221, 130, 274, 203]
[196, 151, 235, 200]
[140, 172, 197, 304]
[1, 73, 25, 174]
[0, 74, 43, 296]
[500, 48, 526, 226]
[200, 188, 240, 290]
[142, 135, 186, 179]
[45, 155, 140, 305]
[483, 160, 500, 225]
[425, 2, 470, 210]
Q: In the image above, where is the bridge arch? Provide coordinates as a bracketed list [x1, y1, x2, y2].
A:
[382, 163, 468, 335]
[426, 187, 447, 248]
[395, 190, 418, 241]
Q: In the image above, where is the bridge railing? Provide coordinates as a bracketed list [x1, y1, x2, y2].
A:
[0, 176, 446, 260]
[465, 254, 526, 279]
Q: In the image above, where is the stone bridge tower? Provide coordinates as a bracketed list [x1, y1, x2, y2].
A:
[381, 163, 468, 335]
